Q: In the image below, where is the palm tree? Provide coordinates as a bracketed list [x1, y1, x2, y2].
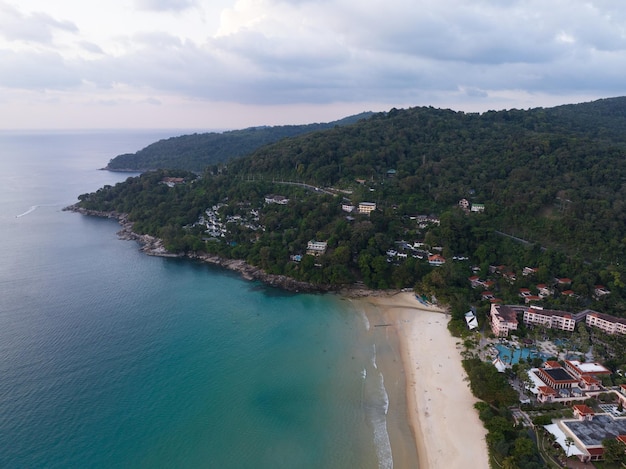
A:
[564, 436, 574, 458]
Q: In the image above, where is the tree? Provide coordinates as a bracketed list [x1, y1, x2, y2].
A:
[602, 437, 626, 465]
[564, 436, 574, 458]
[502, 456, 520, 469]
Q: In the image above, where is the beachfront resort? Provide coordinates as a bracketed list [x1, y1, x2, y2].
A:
[481, 301, 626, 464]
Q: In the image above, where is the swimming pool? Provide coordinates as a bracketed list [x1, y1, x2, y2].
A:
[495, 344, 548, 365]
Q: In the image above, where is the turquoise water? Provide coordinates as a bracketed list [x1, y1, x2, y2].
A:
[495, 344, 547, 365]
[0, 132, 387, 468]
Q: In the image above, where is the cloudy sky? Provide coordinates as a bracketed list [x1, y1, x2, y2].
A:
[1, 0, 625, 130]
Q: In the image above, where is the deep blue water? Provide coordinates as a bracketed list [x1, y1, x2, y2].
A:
[0, 131, 386, 468]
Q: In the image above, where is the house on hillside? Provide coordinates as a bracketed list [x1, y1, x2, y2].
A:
[161, 177, 185, 187]
[264, 194, 289, 205]
[306, 240, 327, 256]
[428, 254, 446, 266]
[357, 202, 377, 215]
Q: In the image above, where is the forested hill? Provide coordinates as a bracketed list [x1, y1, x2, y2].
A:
[79, 96, 626, 314]
[105, 112, 373, 172]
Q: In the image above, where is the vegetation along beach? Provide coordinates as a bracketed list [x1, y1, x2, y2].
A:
[61, 97, 626, 467]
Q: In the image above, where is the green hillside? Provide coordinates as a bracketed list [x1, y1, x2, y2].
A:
[77, 97, 626, 316]
[105, 112, 373, 172]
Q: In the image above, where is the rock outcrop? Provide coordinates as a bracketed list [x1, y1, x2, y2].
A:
[64, 204, 334, 293]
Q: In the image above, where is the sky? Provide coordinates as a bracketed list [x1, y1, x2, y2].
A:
[1, 0, 626, 130]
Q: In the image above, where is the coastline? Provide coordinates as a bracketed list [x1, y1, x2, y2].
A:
[66, 206, 489, 467]
[356, 291, 490, 469]
[64, 205, 333, 293]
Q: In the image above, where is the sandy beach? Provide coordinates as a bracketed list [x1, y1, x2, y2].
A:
[354, 291, 489, 469]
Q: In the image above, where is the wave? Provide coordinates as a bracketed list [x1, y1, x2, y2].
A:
[371, 344, 377, 369]
[363, 345, 392, 469]
[361, 309, 370, 331]
[372, 370, 392, 469]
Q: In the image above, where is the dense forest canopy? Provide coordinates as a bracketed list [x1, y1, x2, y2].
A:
[105, 112, 373, 172]
[80, 97, 626, 319]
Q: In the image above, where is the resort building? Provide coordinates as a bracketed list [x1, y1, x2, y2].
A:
[306, 240, 327, 256]
[530, 360, 610, 403]
[523, 306, 576, 332]
[586, 311, 626, 335]
[564, 360, 611, 381]
[546, 413, 626, 463]
[535, 365, 579, 392]
[357, 202, 377, 215]
[489, 304, 519, 337]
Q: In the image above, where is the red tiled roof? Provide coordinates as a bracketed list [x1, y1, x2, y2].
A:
[581, 375, 600, 384]
[538, 386, 557, 395]
[573, 404, 595, 415]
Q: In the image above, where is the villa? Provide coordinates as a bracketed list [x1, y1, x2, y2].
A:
[428, 254, 446, 266]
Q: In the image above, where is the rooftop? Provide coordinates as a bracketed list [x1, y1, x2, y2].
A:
[567, 360, 611, 375]
[563, 414, 626, 447]
[541, 367, 577, 383]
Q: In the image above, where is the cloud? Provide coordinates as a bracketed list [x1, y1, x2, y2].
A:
[134, 0, 198, 12]
[0, 49, 81, 89]
[0, 2, 78, 44]
[3, 0, 626, 122]
[79, 41, 104, 54]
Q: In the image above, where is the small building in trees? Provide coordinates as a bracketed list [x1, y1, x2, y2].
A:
[357, 202, 376, 215]
[306, 240, 327, 256]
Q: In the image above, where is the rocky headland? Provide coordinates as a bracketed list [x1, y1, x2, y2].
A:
[64, 204, 347, 294]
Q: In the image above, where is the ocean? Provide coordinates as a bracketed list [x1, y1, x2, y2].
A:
[0, 131, 395, 468]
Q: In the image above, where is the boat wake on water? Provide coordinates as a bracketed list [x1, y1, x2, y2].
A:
[16, 204, 62, 218]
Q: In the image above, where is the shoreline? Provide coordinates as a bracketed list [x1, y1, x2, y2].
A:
[66, 206, 489, 467]
[357, 291, 490, 469]
[64, 205, 339, 293]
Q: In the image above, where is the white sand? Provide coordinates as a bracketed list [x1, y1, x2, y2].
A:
[366, 292, 490, 469]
